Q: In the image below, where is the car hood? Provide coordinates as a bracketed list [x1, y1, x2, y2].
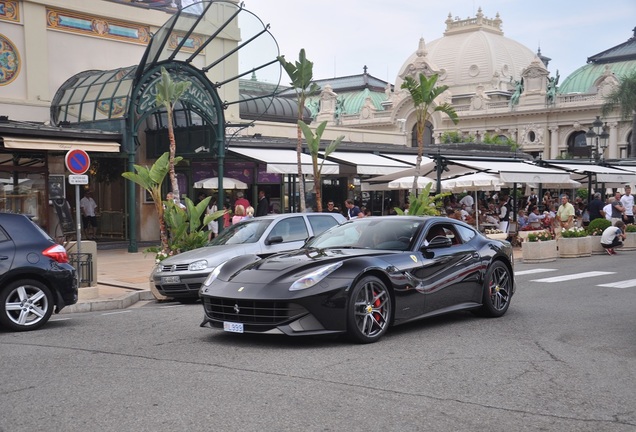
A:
[225, 248, 390, 283]
[161, 244, 260, 267]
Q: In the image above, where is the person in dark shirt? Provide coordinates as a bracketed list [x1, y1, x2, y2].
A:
[256, 190, 269, 217]
[323, 200, 341, 214]
[587, 192, 605, 222]
[345, 199, 361, 220]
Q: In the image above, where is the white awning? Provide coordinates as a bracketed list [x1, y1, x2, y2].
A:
[229, 147, 339, 175]
[324, 151, 412, 175]
[453, 160, 571, 184]
[1, 136, 121, 153]
[546, 162, 636, 184]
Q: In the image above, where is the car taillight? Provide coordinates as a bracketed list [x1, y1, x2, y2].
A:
[43, 244, 69, 264]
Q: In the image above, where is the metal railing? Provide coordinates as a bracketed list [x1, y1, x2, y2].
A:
[69, 253, 93, 287]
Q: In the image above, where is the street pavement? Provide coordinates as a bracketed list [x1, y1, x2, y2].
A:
[61, 245, 525, 314]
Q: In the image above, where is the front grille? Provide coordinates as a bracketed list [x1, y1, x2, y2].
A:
[156, 282, 202, 293]
[160, 263, 190, 272]
[203, 297, 308, 326]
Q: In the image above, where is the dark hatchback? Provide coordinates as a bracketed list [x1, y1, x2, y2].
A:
[0, 213, 77, 331]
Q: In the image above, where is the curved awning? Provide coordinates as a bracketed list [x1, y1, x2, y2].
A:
[325, 151, 412, 175]
[229, 147, 339, 175]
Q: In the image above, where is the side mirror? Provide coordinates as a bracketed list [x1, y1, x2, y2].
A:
[423, 236, 452, 250]
[265, 235, 283, 246]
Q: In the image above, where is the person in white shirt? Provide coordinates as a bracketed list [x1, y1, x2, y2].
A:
[459, 194, 474, 213]
[602, 201, 613, 222]
[80, 191, 98, 239]
[620, 185, 635, 224]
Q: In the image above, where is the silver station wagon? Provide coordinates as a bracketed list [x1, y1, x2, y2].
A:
[151, 212, 346, 302]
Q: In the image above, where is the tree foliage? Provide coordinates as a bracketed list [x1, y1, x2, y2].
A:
[299, 120, 343, 212]
[278, 49, 319, 212]
[394, 183, 448, 216]
[601, 69, 636, 156]
[401, 73, 459, 193]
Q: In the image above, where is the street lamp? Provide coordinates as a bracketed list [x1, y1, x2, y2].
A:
[585, 116, 609, 162]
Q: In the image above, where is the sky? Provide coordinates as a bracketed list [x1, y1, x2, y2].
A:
[240, 0, 636, 85]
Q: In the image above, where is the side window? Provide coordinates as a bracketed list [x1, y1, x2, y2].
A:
[455, 225, 477, 243]
[423, 223, 461, 246]
[307, 215, 339, 236]
[0, 227, 8, 242]
[285, 216, 309, 242]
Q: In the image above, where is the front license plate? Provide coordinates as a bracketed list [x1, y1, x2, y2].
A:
[161, 275, 180, 284]
[223, 321, 244, 333]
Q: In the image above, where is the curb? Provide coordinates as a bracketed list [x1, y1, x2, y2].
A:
[60, 290, 156, 314]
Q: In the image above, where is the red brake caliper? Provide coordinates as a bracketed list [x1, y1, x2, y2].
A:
[373, 291, 382, 322]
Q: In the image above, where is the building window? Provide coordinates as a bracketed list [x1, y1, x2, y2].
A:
[567, 131, 589, 158]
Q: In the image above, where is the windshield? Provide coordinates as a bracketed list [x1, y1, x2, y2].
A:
[209, 219, 272, 246]
[306, 218, 423, 251]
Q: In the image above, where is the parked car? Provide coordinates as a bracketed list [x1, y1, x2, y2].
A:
[199, 216, 515, 343]
[0, 213, 77, 331]
[152, 212, 346, 302]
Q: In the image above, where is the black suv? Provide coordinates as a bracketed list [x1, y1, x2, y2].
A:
[0, 213, 77, 331]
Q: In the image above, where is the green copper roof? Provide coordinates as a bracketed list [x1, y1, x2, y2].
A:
[559, 61, 636, 94]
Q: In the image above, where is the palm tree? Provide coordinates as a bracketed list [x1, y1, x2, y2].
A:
[122, 152, 180, 253]
[155, 67, 192, 203]
[602, 69, 636, 157]
[299, 120, 344, 212]
[278, 49, 319, 212]
[401, 73, 459, 192]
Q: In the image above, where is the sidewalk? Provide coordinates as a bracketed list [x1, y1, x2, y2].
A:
[60, 247, 158, 314]
[60, 245, 525, 314]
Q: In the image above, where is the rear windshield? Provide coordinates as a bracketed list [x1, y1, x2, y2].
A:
[209, 219, 272, 245]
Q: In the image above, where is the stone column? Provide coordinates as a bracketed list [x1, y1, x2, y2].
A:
[606, 122, 618, 159]
[549, 127, 559, 159]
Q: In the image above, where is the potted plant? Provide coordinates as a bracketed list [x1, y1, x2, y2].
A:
[558, 226, 591, 258]
[522, 230, 557, 263]
[623, 224, 636, 250]
[587, 218, 611, 255]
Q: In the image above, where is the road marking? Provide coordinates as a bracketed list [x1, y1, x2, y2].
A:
[50, 317, 72, 322]
[597, 279, 636, 289]
[531, 271, 615, 283]
[101, 310, 132, 316]
[515, 268, 558, 276]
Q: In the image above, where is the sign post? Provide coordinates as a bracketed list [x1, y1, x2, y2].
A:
[65, 150, 91, 269]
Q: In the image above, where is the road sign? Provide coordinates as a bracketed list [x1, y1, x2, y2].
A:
[68, 175, 89, 185]
[65, 149, 91, 175]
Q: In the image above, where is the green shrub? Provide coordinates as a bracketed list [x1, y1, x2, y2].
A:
[625, 224, 636, 233]
[527, 231, 552, 242]
[587, 218, 611, 236]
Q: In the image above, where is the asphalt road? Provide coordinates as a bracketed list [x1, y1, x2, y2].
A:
[1, 254, 635, 432]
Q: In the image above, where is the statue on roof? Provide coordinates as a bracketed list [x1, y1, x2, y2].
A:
[546, 70, 560, 105]
[509, 77, 524, 107]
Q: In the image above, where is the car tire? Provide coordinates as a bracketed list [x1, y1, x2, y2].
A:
[477, 261, 512, 317]
[347, 275, 392, 343]
[0, 279, 54, 332]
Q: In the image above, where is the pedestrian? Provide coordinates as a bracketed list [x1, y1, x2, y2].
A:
[245, 206, 255, 219]
[232, 204, 246, 224]
[610, 191, 625, 226]
[601, 220, 626, 255]
[620, 185, 635, 224]
[234, 191, 250, 210]
[344, 199, 361, 220]
[222, 202, 231, 228]
[166, 191, 186, 209]
[206, 197, 218, 241]
[556, 194, 575, 229]
[256, 190, 269, 217]
[323, 200, 340, 214]
[587, 192, 605, 222]
[79, 190, 98, 239]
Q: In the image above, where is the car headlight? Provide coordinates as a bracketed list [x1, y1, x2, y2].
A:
[189, 260, 208, 271]
[289, 261, 343, 291]
[202, 263, 223, 287]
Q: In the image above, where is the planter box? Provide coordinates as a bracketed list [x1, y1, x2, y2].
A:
[522, 239, 557, 263]
[622, 232, 636, 251]
[558, 236, 592, 258]
[590, 236, 606, 255]
[486, 233, 508, 241]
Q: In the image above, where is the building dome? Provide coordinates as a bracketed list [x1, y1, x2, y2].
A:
[559, 28, 636, 94]
[396, 8, 537, 96]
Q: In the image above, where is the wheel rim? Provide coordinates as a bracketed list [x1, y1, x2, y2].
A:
[4, 284, 49, 327]
[488, 266, 511, 311]
[353, 280, 390, 338]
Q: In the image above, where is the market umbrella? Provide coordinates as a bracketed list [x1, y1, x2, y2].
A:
[441, 172, 504, 228]
[193, 177, 248, 190]
[388, 176, 437, 191]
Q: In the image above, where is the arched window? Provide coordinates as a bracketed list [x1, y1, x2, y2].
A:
[410, 121, 434, 147]
[567, 131, 589, 158]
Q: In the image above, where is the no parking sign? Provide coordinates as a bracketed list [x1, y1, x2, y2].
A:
[65, 149, 91, 175]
